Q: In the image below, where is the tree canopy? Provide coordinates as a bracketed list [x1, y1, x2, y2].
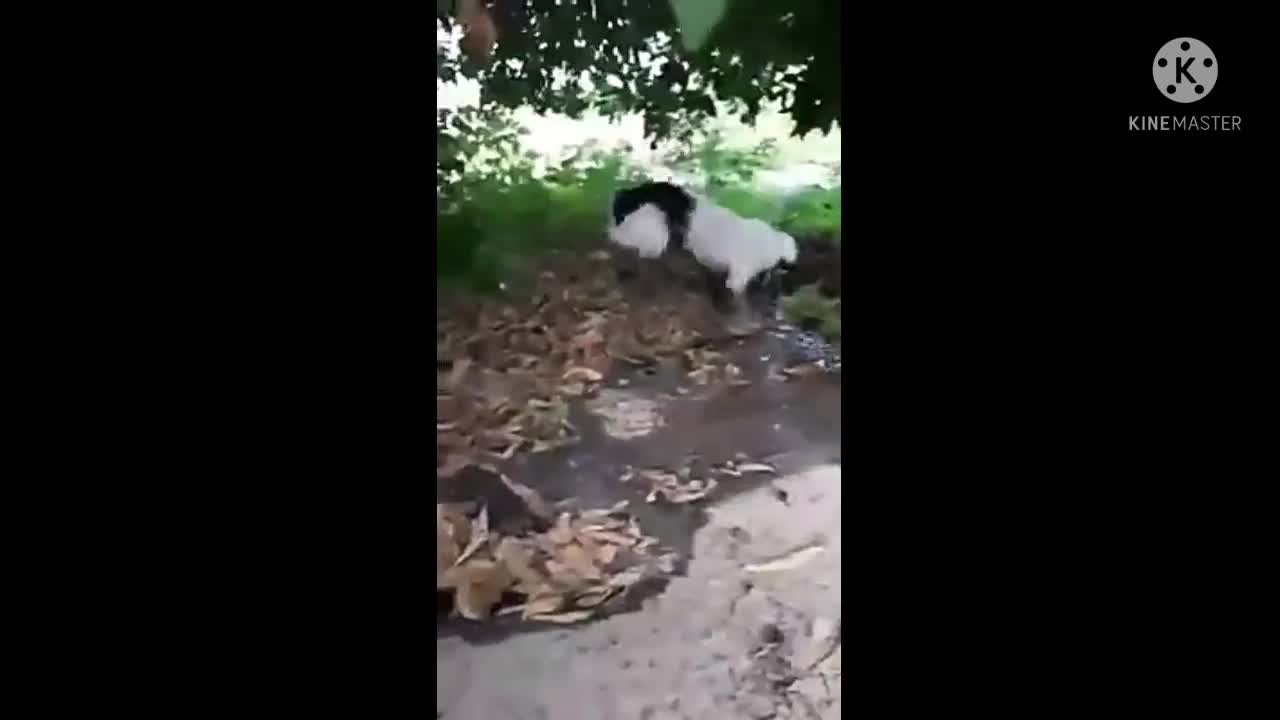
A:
[436, 0, 841, 141]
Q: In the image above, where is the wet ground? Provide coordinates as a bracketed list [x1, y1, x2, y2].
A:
[438, 318, 841, 644]
[438, 463, 842, 720]
[437, 239, 843, 717]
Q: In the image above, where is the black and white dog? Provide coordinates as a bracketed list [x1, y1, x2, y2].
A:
[607, 181, 798, 322]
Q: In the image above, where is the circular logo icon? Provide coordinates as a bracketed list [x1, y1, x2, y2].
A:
[1153, 37, 1218, 103]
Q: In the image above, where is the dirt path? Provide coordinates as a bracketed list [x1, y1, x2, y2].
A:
[437, 245, 842, 717]
[439, 464, 841, 720]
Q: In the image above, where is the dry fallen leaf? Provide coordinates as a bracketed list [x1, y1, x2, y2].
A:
[500, 474, 554, 523]
[562, 366, 604, 384]
[437, 513, 461, 587]
[455, 505, 489, 566]
[548, 513, 575, 545]
[438, 451, 473, 479]
[597, 544, 619, 566]
[521, 594, 566, 618]
[494, 537, 545, 589]
[528, 609, 595, 625]
[744, 543, 826, 574]
[451, 559, 512, 620]
[737, 462, 777, 474]
[447, 357, 473, 390]
[577, 499, 629, 520]
[559, 543, 604, 581]
[581, 529, 636, 547]
[782, 363, 823, 379]
[575, 587, 615, 608]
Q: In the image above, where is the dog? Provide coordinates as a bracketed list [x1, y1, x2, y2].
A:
[607, 182, 798, 327]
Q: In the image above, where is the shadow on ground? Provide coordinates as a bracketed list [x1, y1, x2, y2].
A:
[438, 324, 841, 646]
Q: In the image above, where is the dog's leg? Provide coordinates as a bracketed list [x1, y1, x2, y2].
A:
[615, 248, 639, 285]
[724, 272, 763, 336]
[702, 267, 732, 313]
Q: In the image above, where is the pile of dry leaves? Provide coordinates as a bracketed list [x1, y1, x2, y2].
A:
[438, 498, 676, 624]
[622, 457, 778, 505]
[437, 262, 712, 479]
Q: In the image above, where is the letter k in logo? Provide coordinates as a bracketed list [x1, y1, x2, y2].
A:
[1176, 56, 1197, 84]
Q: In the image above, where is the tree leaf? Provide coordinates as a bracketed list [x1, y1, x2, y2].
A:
[669, 0, 729, 53]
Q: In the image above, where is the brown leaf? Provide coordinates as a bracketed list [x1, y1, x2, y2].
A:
[437, 503, 472, 551]
[571, 328, 605, 352]
[492, 441, 521, 461]
[606, 565, 648, 589]
[576, 500, 629, 522]
[544, 559, 593, 591]
[527, 609, 594, 624]
[562, 366, 604, 384]
[521, 594, 566, 618]
[597, 544, 619, 566]
[575, 587, 615, 608]
[437, 516, 461, 587]
[494, 537, 546, 589]
[451, 560, 513, 620]
[437, 430, 471, 449]
[438, 451, 473, 479]
[582, 529, 637, 547]
[782, 363, 822, 379]
[559, 543, 604, 581]
[744, 543, 826, 574]
[547, 513, 575, 545]
[478, 428, 522, 451]
[455, 505, 489, 566]
[499, 474, 555, 523]
[446, 357, 473, 390]
[737, 462, 777, 474]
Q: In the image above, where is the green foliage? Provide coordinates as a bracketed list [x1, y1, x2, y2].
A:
[782, 284, 841, 339]
[436, 85, 842, 297]
[437, 118, 650, 293]
[669, 0, 729, 52]
[668, 128, 777, 189]
[438, 0, 841, 145]
[778, 187, 842, 240]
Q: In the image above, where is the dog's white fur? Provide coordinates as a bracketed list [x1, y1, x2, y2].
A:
[684, 194, 798, 294]
[607, 203, 670, 259]
[608, 192, 798, 295]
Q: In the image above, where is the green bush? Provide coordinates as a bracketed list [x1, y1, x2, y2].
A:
[779, 186, 841, 241]
[437, 108, 841, 293]
[781, 283, 841, 339]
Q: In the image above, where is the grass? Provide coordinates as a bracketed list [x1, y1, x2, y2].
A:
[781, 284, 841, 339]
[437, 155, 642, 293]
[438, 123, 841, 294]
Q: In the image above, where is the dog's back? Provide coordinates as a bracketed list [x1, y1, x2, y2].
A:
[611, 182, 695, 238]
